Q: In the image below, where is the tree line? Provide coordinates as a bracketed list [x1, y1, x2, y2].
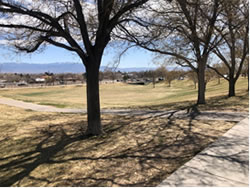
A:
[0, 0, 248, 135]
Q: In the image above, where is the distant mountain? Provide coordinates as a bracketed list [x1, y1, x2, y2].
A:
[0, 63, 156, 73]
[115, 67, 156, 72]
[0, 63, 85, 73]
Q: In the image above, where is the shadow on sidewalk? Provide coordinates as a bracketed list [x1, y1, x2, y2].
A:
[159, 118, 249, 187]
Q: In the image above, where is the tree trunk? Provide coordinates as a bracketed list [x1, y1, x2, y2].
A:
[247, 66, 249, 91]
[217, 77, 220, 85]
[85, 63, 103, 136]
[228, 79, 236, 97]
[153, 75, 155, 88]
[228, 69, 236, 97]
[197, 63, 206, 104]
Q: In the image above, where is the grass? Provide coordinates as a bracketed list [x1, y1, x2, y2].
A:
[0, 77, 248, 186]
[0, 77, 248, 109]
[38, 102, 68, 108]
[0, 104, 238, 186]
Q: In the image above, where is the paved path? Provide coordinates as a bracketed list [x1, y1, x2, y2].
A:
[0, 97, 85, 113]
[158, 117, 249, 187]
[0, 97, 248, 122]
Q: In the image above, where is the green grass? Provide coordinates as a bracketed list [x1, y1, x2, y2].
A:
[0, 77, 248, 109]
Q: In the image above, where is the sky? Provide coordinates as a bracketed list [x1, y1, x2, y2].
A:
[0, 44, 157, 68]
[0, 0, 162, 69]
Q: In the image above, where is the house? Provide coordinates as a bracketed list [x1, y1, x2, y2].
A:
[35, 78, 46, 83]
[0, 80, 6, 88]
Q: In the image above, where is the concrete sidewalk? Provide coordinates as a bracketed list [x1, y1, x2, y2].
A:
[0, 97, 248, 122]
[159, 117, 249, 187]
[0, 97, 86, 113]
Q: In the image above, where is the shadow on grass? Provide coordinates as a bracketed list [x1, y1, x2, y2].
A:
[0, 109, 235, 186]
[0, 126, 86, 186]
[145, 91, 249, 112]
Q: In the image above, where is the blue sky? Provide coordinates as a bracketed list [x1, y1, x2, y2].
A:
[0, 45, 157, 68]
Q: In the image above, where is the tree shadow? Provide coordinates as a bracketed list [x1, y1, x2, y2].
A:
[144, 91, 249, 112]
[0, 110, 237, 186]
[0, 124, 88, 186]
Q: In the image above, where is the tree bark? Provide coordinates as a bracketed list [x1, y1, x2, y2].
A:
[85, 62, 103, 136]
[247, 66, 249, 91]
[197, 62, 206, 104]
[227, 69, 236, 97]
[228, 79, 236, 97]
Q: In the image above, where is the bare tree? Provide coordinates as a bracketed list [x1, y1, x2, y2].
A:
[210, 62, 228, 84]
[155, 66, 167, 80]
[165, 70, 181, 87]
[187, 70, 198, 89]
[0, 0, 152, 135]
[116, 0, 221, 104]
[207, 0, 249, 97]
[242, 55, 249, 91]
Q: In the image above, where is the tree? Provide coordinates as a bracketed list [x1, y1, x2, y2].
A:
[103, 69, 117, 82]
[0, 0, 151, 135]
[122, 72, 130, 82]
[187, 70, 198, 89]
[155, 66, 167, 80]
[242, 55, 249, 91]
[6, 73, 22, 83]
[165, 70, 181, 87]
[210, 63, 228, 84]
[204, 68, 215, 88]
[116, 0, 221, 104]
[144, 70, 156, 88]
[207, 0, 249, 97]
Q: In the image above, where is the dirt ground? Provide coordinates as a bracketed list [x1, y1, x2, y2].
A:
[0, 103, 238, 186]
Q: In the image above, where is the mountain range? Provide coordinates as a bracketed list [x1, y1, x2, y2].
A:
[0, 63, 156, 74]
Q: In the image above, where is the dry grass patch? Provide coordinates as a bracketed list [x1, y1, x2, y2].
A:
[0, 104, 237, 186]
[146, 90, 249, 112]
[0, 77, 247, 109]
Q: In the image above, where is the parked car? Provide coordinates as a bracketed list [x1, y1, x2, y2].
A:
[0, 83, 5, 88]
[17, 81, 28, 86]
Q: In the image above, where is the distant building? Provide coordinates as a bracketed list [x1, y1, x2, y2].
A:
[0, 80, 6, 88]
[35, 78, 46, 83]
[17, 81, 28, 86]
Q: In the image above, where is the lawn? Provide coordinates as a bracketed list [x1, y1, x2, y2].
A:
[0, 77, 248, 186]
[0, 104, 238, 186]
[0, 77, 248, 109]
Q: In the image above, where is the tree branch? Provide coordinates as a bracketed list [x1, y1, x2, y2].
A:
[0, 24, 52, 33]
[207, 64, 229, 81]
[43, 37, 88, 65]
[72, 0, 93, 56]
[15, 38, 44, 53]
[109, 0, 149, 30]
